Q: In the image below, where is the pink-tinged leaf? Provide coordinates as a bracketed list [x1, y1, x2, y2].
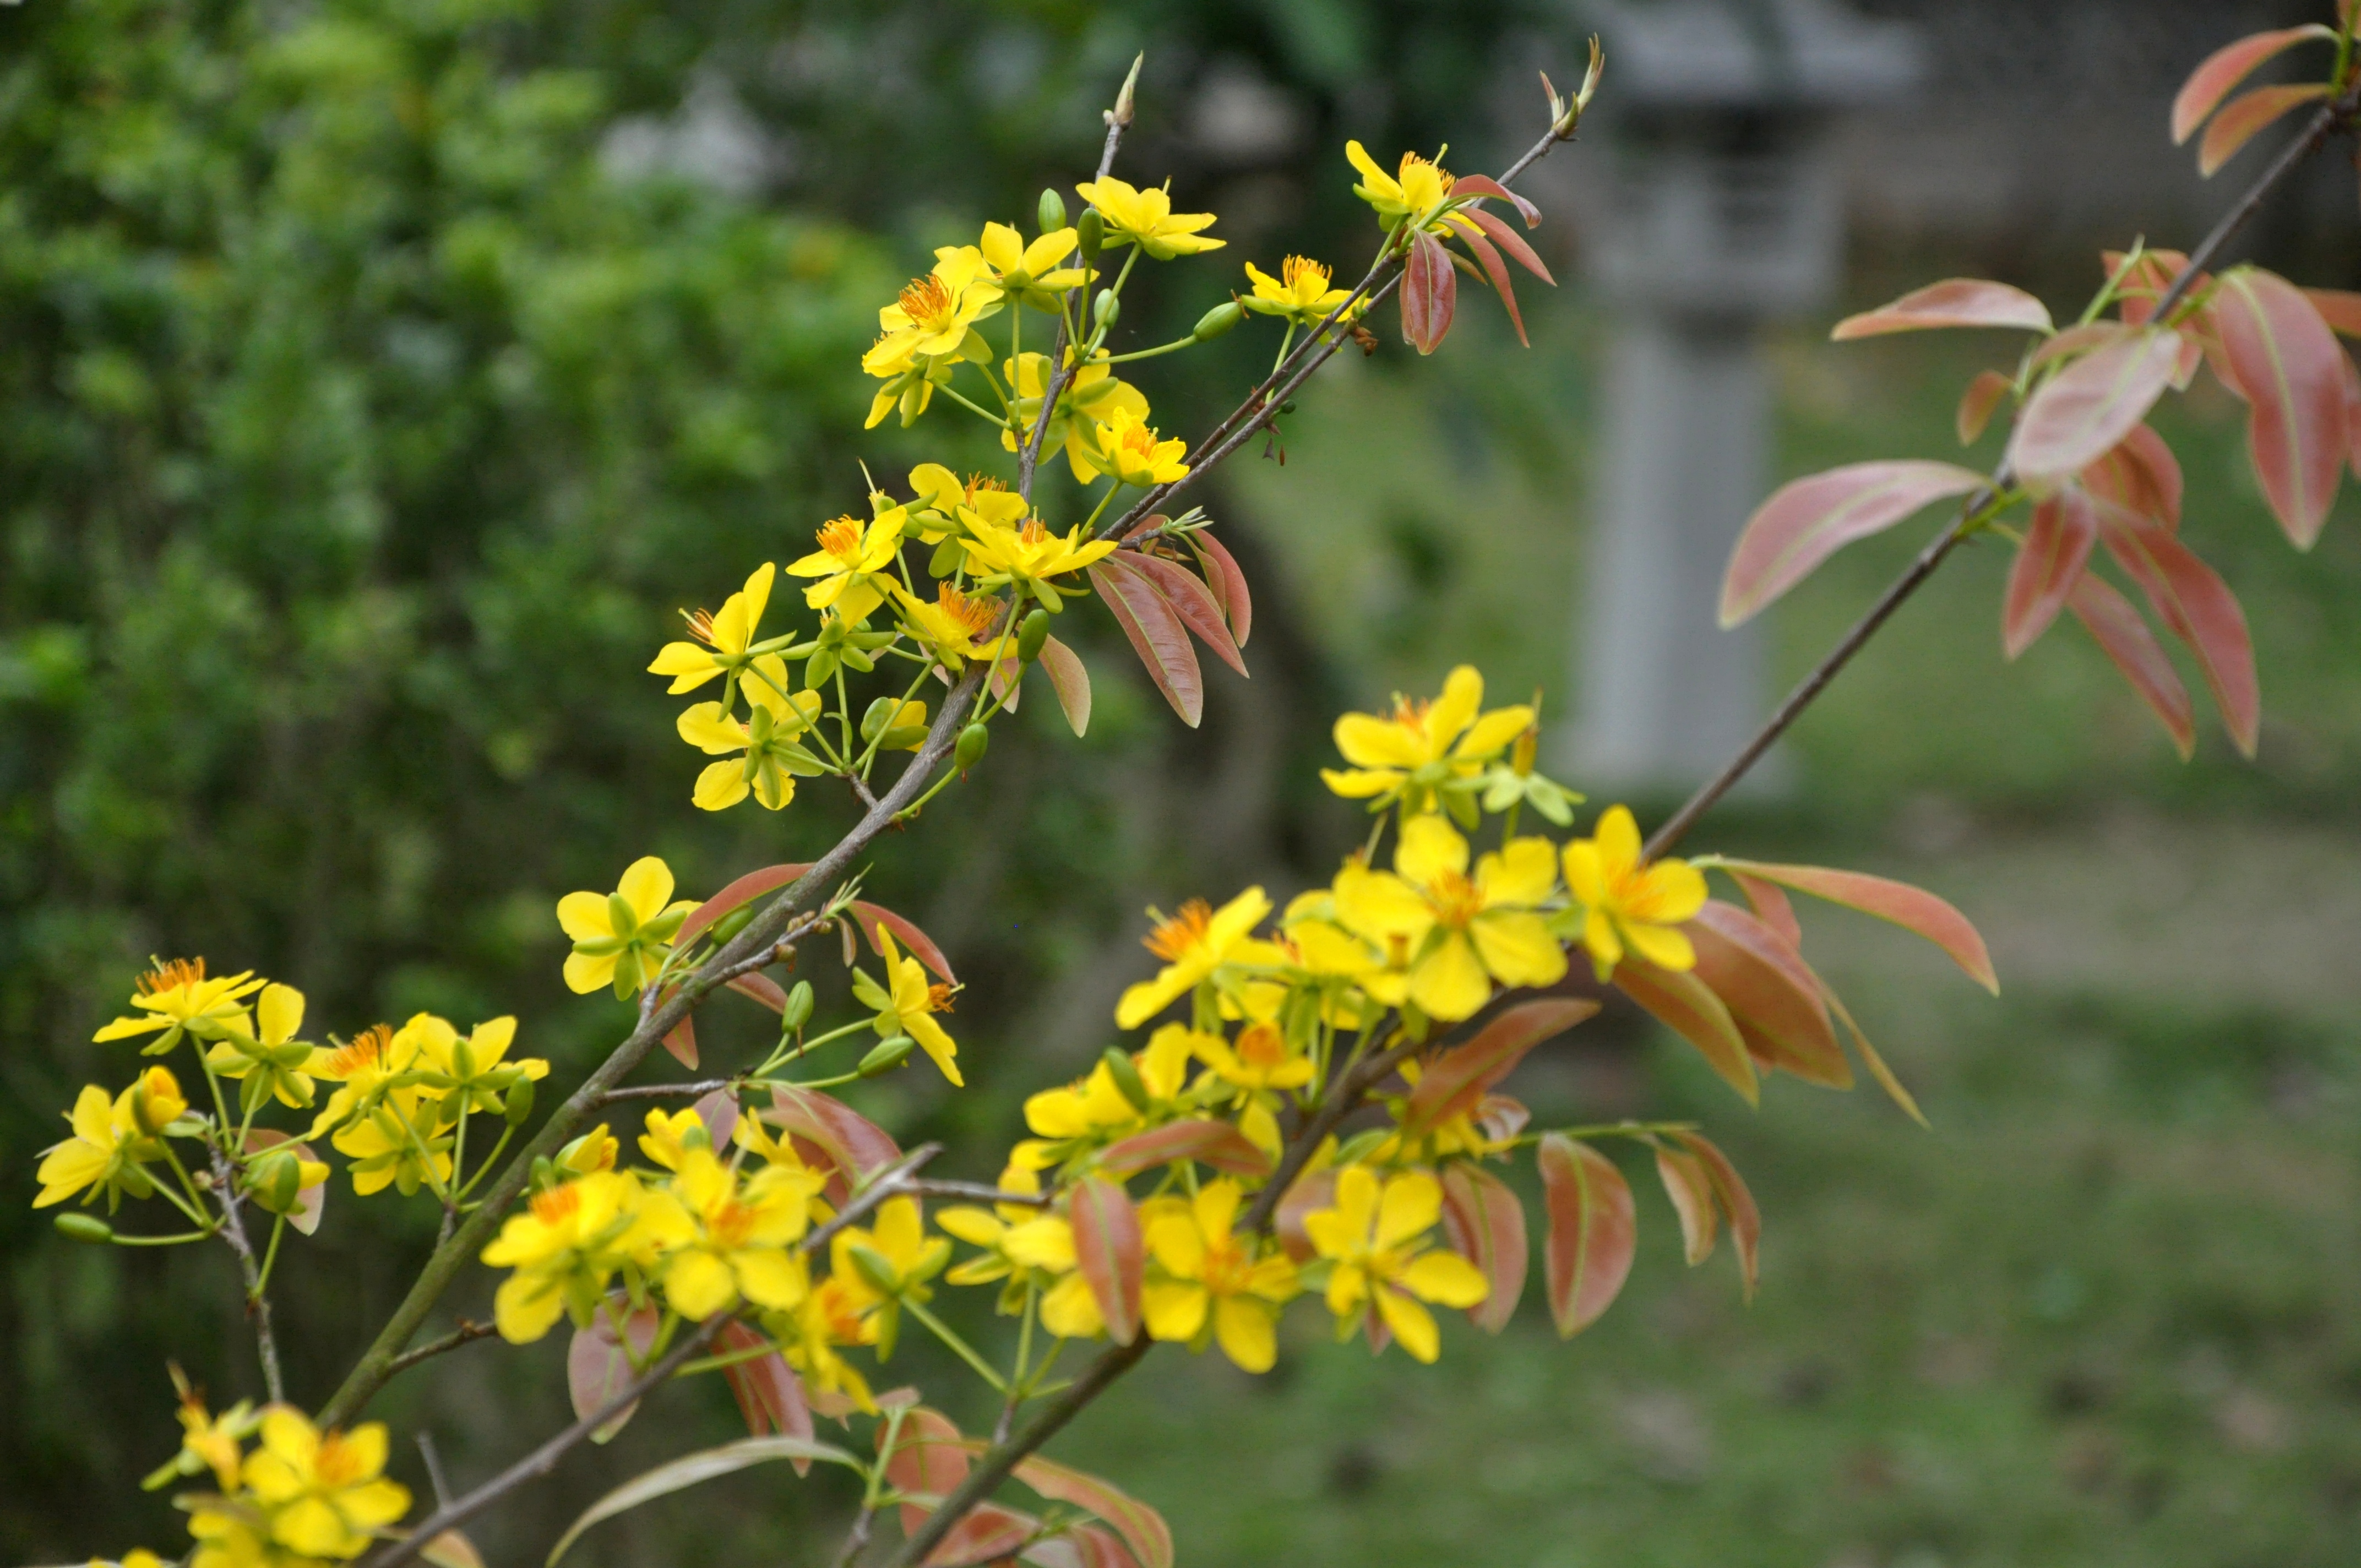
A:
[1672, 1132, 1760, 1298]
[1037, 634, 1092, 737]
[2003, 487, 2099, 659]
[1401, 998, 1600, 1138]
[2199, 83, 2333, 177]
[1654, 1146, 1718, 1266]
[2343, 350, 2361, 481]
[1097, 1119, 1273, 1179]
[1833, 278, 2053, 340]
[2304, 287, 2361, 339]
[1475, 1092, 1531, 1145]
[728, 973, 789, 1014]
[2068, 573, 2197, 759]
[1687, 902, 1849, 1090]
[1272, 1169, 1337, 1264]
[1088, 561, 1202, 727]
[242, 1129, 327, 1236]
[1123, 552, 1248, 678]
[1070, 1177, 1143, 1345]
[1005, 1453, 1175, 1568]
[1449, 172, 1542, 227]
[546, 1436, 862, 1565]
[1459, 226, 1529, 346]
[924, 1502, 1038, 1568]
[2026, 321, 2134, 373]
[850, 901, 956, 984]
[417, 1532, 483, 1568]
[1612, 959, 1759, 1105]
[2170, 25, 2336, 145]
[1705, 858, 1999, 994]
[1064, 1523, 1144, 1568]
[1537, 1134, 1634, 1336]
[2006, 328, 2184, 484]
[1819, 980, 1928, 1128]
[2110, 249, 2202, 330]
[676, 862, 814, 949]
[883, 1408, 970, 1535]
[1461, 205, 1554, 283]
[568, 1300, 660, 1442]
[1401, 228, 1456, 355]
[769, 1085, 901, 1206]
[2212, 266, 2347, 548]
[1727, 871, 1802, 951]
[2093, 504, 2261, 756]
[1440, 1164, 1528, 1333]
[2080, 423, 2183, 531]
[692, 1086, 740, 1152]
[715, 1320, 813, 1467]
[1956, 369, 2013, 445]
[1184, 530, 1253, 646]
[1720, 460, 1988, 627]
[662, 1009, 698, 1069]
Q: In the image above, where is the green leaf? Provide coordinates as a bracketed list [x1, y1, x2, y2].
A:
[546, 1436, 861, 1566]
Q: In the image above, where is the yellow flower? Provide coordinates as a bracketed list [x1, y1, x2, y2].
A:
[936, 1171, 1101, 1338]
[1018, 1024, 1199, 1162]
[1561, 805, 1708, 979]
[1331, 815, 1566, 1022]
[34, 1081, 160, 1210]
[1303, 1166, 1487, 1363]
[1074, 176, 1225, 259]
[677, 674, 826, 812]
[891, 581, 1003, 672]
[973, 221, 1087, 312]
[1113, 887, 1275, 1030]
[828, 1195, 950, 1358]
[403, 1012, 547, 1117]
[648, 562, 777, 696]
[479, 1170, 681, 1343]
[1001, 350, 1149, 483]
[1345, 141, 1471, 235]
[559, 1122, 621, 1175]
[657, 1148, 823, 1321]
[959, 515, 1117, 612]
[784, 509, 906, 625]
[329, 1077, 451, 1199]
[557, 856, 700, 998]
[204, 983, 319, 1113]
[1085, 405, 1191, 488]
[302, 1024, 407, 1141]
[850, 928, 963, 1087]
[637, 1105, 710, 1170]
[1243, 256, 1357, 326]
[908, 464, 1028, 548]
[775, 1274, 878, 1413]
[93, 957, 265, 1055]
[239, 1407, 410, 1560]
[862, 249, 1002, 427]
[1320, 665, 1535, 816]
[1141, 1180, 1299, 1372]
[144, 1364, 258, 1494]
[1193, 1021, 1312, 1154]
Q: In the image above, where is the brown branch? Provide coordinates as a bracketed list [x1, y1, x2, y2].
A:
[207, 1141, 285, 1405]
[384, 1320, 499, 1379]
[594, 1079, 738, 1105]
[903, 1179, 1054, 1208]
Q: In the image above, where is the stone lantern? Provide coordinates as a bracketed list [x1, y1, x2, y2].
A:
[1565, 0, 1920, 792]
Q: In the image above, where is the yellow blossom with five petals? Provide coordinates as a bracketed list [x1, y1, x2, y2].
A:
[1302, 1166, 1487, 1363]
[972, 222, 1087, 312]
[93, 957, 265, 1055]
[959, 515, 1116, 611]
[1332, 815, 1566, 1022]
[647, 563, 776, 695]
[1243, 256, 1357, 326]
[1560, 804, 1707, 979]
[1085, 405, 1190, 488]
[1320, 665, 1533, 816]
[1141, 1180, 1299, 1372]
[851, 927, 964, 1086]
[785, 509, 906, 625]
[1113, 887, 1275, 1030]
[677, 677, 826, 812]
[1074, 176, 1225, 259]
[557, 856, 700, 998]
[236, 1406, 411, 1560]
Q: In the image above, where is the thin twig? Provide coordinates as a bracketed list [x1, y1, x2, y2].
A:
[385, 1320, 499, 1379]
[594, 1079, 738, 1105]
[207, 1142, 285, 1405]
[416, 1431, 454, 1510]
[903, 1179, 1053, 1208]
[830, 1507, 875, 1568]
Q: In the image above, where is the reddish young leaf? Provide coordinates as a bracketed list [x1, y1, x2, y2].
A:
[1654, 1145, 1718, 1266]
[2024, 322, 2132, 374]
[568, 1299, 660, 1442]
[1088, 560, 1202, 727]
[1475, 1092, 1531, 1145]
[2080, 423, 2183, 531]
[1124, 552, 1248, 677]
[1461, 204, 1554, 283]
[1064, 1524, 1145, 1568]
[715, 1320, 813, 1469]
[1037, 634, 1092, 738]
[1832, 278, 2053, 340]
[1720, 460, 1988, 627]
[2006, 328, 2184, 485]
[1097, 1119, 1273, 1179]
[2212, 266, 2347, 548]
[1706, 859, 1999, 994]
[662, 1009, 698, 1069]
[1400, 997, 1600, 1137]
[850, 900, 957, 984]
[882, 1407, 970, 1534]
[1184, 530, 1253, 646]
[2093, 504, 2261, 755]
[1686, 902, 1849, 1089]
[692, 1085, 741, 1153]
[2003, 487, 2100, 659]
[1536, 1134, 1636, 1337]
[924, 1502, 1037, 1568]
[728, 973, 790, 1014]
[1459, 225, 1528, 346]
[1272, 1169, 1336, 1264]
[2304, 286, 2361, 338]
[1008, 1454, 1175, 1568]
[769, 1085, 901, 1206]
[2343, 350, 2361, 481]
[1070, 1177, 1144, 1345]
[2199, 83, 2333, 177]
[1448, 172, 1541, 226]
[1727, 870, 1803, 951]
[2068, 573, 2198, 759]
[1440, 1163, 1530, 1334]
[1956, 369, 2013, 445]
[2170, 25, 2336, 145]
[1673, 1133, 1761, 1298]
[1820, 979, 1928, 1129]
[1401, 227, 1456, 354]
[1612, 958, 1759, 1105]
[241, 1130, 327, 1236]
[674, 862, 814, 949]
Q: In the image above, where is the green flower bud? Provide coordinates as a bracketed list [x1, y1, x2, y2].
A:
[530, 1155, 557, 1191]
[504, 1075, 536, 1127]
[1193, 298, 1245, 341]
[1103, 1046, 1151, 1113]
[1038, 188, 1068, 232]
[1076, 208, 1103, 266]
[249, 1151, 301, 1216]
[55, 1212, 113, 1244]
[780, 980, 815, 1034]
[859, 1035, 917, 1076]
[847, 1242, 901, 1296]
[1094, 288, 1120, 326]
[955, 722, 989, 773]
[710, 903, 757, 948]
[1016, 609, 1050, 663]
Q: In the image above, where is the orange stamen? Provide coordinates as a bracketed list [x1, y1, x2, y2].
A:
[138, 957, 206, 995]
[1144, 900, 1215, 962]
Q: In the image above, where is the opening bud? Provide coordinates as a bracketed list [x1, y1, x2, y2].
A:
[859, 1035, 917, 1076]
[1094, 288, 1120, 327]
[248, 1150, 301, 1216]
[130, 1067, 187, 1136]
[1192, 300, 1244, 341]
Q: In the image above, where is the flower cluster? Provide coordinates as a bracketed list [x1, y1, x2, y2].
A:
[145, 1396, 410, 1568]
